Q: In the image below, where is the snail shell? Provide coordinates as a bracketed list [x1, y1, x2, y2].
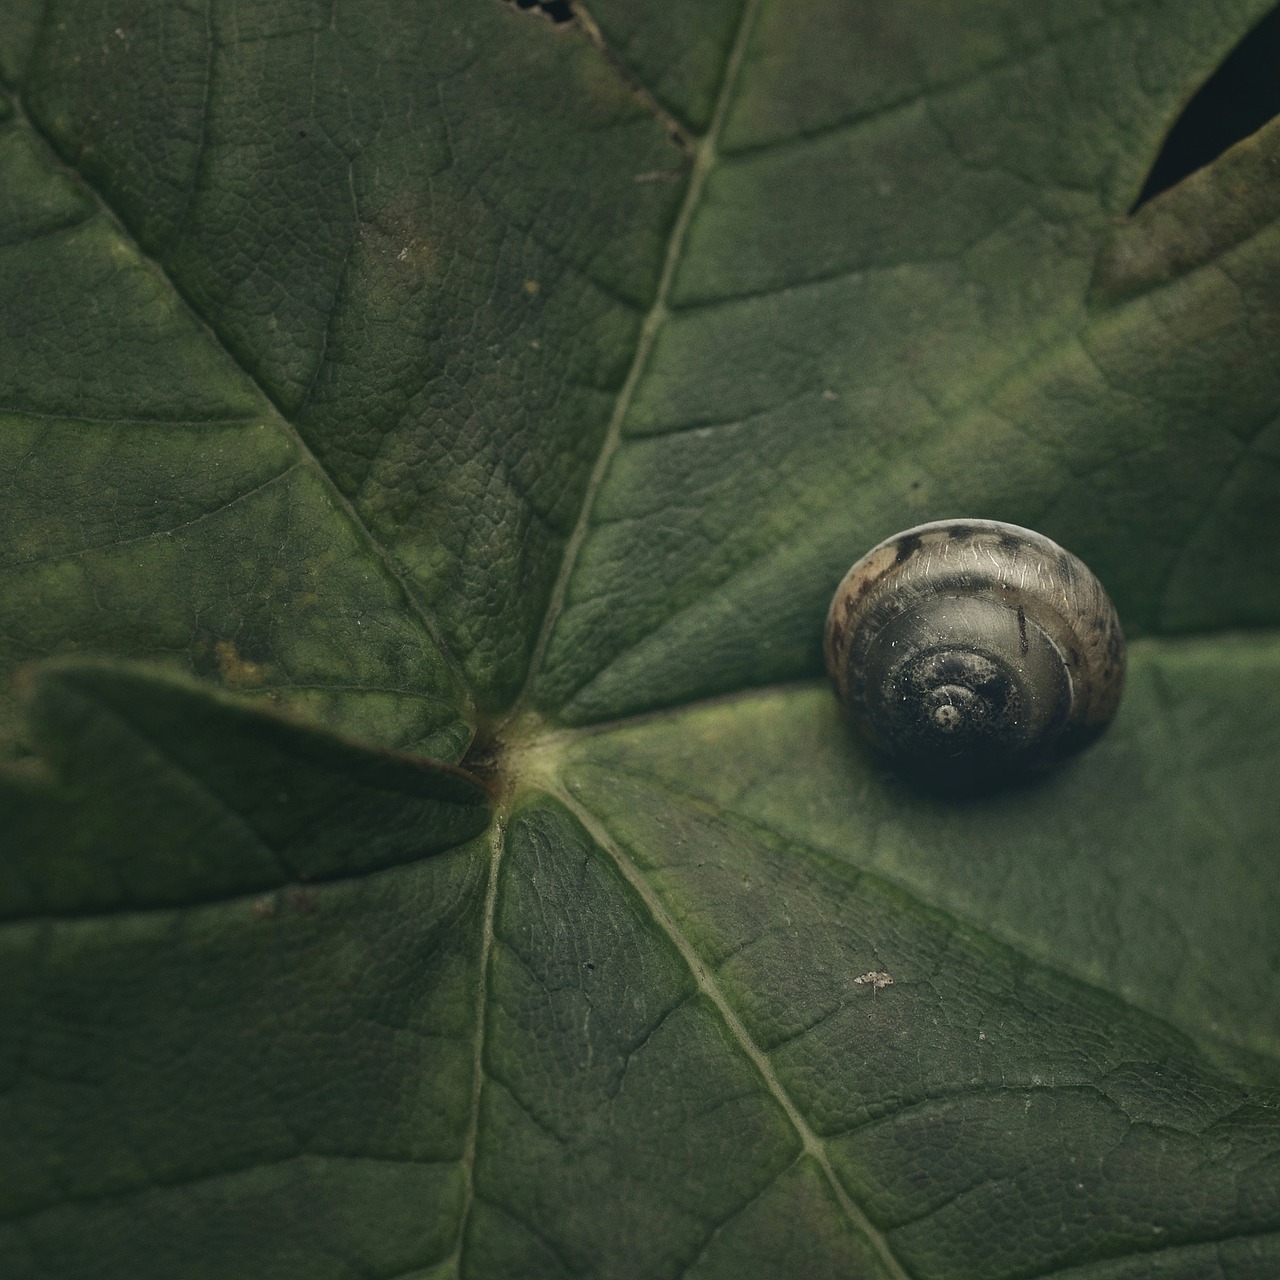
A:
[824, 519, 1125, 781]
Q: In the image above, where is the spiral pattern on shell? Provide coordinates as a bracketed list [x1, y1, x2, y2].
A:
[824, 519, 1125, 782]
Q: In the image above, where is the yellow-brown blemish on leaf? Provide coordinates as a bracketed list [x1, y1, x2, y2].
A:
[214, 640, 269, 689]
[391, 237, 440, 274]
[356, 203, 445, 280]
[286, 887, 321, 917]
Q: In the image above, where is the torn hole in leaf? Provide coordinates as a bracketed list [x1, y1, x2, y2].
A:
[1133, 3, 1280, 210]
[503, 0, 575, 24]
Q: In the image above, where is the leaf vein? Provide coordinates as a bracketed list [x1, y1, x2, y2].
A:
[718, 0, 1156, 164]
[445, 819, 503, 1279]
[0, 1149, 461, 1227]
[551, 784, 913, 1280]
[512, 0, 766, 719]
[1015, 1224, 1280, 1280]
[3, 461, 303, 572]
[570, 752, 1280, 1072]
[10, 91, 475, 721]
[570, 2, 695, 153]
[674, 1151, 805, 1280]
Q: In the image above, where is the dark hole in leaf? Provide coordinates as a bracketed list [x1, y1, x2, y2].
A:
[1133, 2, 1280, 210]
[504, 0, 575, 24]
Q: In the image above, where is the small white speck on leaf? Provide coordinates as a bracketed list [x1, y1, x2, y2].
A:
[853, 969, 894, 993]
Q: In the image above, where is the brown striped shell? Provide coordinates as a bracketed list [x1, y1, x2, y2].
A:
[824, 520, 1125, 781]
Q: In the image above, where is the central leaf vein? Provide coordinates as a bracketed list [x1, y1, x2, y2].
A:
[550, 783, 913, 1280]
[448, 819, 504, 1278]
[513, 0, 767, 719]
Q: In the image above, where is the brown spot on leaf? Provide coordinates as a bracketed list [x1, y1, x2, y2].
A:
[286, 888, 320, 918]
[214, 640, 269, 689]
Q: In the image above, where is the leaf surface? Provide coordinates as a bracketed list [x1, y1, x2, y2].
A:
[3, 1, 1280, 1277]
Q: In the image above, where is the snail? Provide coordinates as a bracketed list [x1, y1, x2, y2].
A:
[824, 519, 1125, 783]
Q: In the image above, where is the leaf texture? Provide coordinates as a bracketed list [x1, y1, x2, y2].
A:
[3, 1, 1280, 1277]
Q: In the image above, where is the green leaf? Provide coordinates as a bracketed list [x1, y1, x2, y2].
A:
[4, 1, 1280, 1277]
[3, 662, 491, 915]
[1, 663, 492, 1276]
